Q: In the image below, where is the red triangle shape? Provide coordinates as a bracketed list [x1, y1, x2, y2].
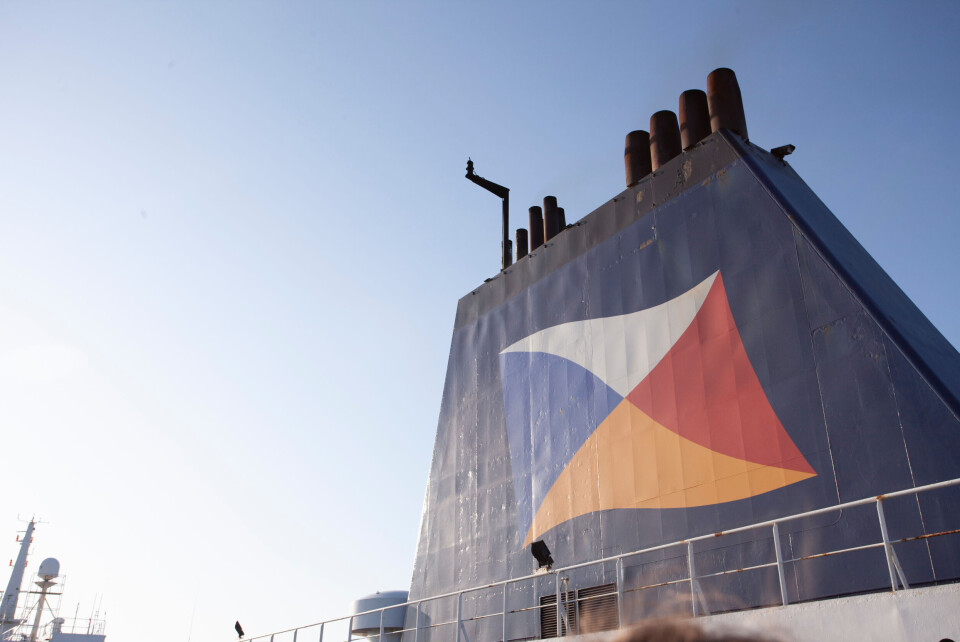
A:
[626, 273, 814, 474]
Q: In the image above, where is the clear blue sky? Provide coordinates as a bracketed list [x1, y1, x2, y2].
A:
[0, 2, 958, 640]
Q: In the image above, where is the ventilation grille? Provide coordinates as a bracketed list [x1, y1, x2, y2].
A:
[539, 583, 618, 638]
[577, 583, 618, 633]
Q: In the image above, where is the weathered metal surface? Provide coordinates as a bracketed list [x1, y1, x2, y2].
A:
[516, 228, 529, 260]
[543, 196, 560, 241]
[624, 130, 652, 188]
[407, 129, 960, 640]
[649, 110, 681, 171]
[679, 89, 711, 150]
[529, 206, 544, 251]
[707, 68, 748, 140]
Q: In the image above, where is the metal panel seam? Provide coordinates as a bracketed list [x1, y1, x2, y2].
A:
[721, 130, 960, 425]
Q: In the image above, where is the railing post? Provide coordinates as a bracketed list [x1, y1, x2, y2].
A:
[572, 580, 580, 636]
[876, 499, 900, 591]
[772, 522, 789, 606]
[347, 616, 353, 642]
[616, 557, 624, 628]
[555, 572, 562, 636]
[414, 602, 420, 642]
[502, 581, 508, 642]
[379, 608, 385, 642]
[687, 542, 699, 617]
[293, 629, 298, 642]
[533, 575, 540, 637]
[456, 592, 462, 642]
[317, 622, 323, 642]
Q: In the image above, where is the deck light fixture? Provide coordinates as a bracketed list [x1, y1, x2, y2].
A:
[531, 540, 554, 569]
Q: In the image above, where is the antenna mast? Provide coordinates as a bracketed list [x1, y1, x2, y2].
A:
[0, 520, 36, 638]
[465, 159, 512, 271]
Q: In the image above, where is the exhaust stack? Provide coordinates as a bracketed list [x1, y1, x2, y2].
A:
[516, 228, 529, 260]
[623, 68, 750, 188]
[650, 110, 682, 171]
[473, 68, 751, 270]
[625, 130, 652, 188]
[543, 196, 560, 241]
[529, 206, 544, 251]
[679, 89, 711, 150]
[707, 68, 748, 140]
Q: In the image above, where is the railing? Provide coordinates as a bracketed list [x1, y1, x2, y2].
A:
[236, 477, 960, 642]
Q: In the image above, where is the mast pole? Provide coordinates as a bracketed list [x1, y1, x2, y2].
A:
[0, 520, 36, 638]
[28, 581, 52, 642]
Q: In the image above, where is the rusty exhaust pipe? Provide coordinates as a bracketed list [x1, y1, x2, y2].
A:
[543, 196, 560, 241]
[529, 206, 544, 251]
[625, 130, 652, 188]
[707, 68, 748, 140]
[679, 89, 710, 150]
[649, 110, 681, 171]
[516, 228, 529, 260]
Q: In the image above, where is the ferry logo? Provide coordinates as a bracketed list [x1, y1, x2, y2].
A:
[500, 272, 815, 546]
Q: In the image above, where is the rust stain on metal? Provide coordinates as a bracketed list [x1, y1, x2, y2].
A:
[633, 578, 686, 591]
[682, 160, 693, 182]
[638, 239, 653, 251]
[897, 528, 960, 543]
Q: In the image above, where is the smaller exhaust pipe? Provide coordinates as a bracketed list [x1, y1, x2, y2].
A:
[543, 196, 560, 241]
[707, 68, 748, 140]
[624, 130, 652, 188]
[516, 228, 529, 260]
[529, 206, 544, 250]
[679, 89, 710, 150]
[557, 207, 566, 230]
[649, 110, 681, 171]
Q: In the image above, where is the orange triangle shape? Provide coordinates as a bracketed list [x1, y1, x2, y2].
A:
[524, 401, 815, 546]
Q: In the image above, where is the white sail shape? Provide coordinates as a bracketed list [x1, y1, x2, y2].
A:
[500, 271, 718, 397]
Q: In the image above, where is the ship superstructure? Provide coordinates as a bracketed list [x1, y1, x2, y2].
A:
[232, 68, 960, 642]
[0, 522, 105, 642]
[405, 67, 960, 641]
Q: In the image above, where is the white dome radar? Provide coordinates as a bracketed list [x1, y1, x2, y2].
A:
[37, 558, 60, 581]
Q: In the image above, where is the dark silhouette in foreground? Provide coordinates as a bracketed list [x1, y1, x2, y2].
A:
[618, 618, 780, 642]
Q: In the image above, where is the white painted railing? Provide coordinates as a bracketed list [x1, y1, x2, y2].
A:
[235, 477, 960, 642]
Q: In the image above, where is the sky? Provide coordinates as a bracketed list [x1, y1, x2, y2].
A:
[0, 1, 958, 641]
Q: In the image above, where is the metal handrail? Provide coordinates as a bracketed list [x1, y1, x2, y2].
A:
[236, 476, 960, 641]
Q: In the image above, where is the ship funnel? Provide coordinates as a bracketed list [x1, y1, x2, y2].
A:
[650, 110, 682, 171]
[625, 130, 652, 188]
[623, 68, 748, 187]
[679, 89, 711, 150]
[516, 228, 529, 259]
[707, 67, 748, 140]
[543, 196, 560, 241]
[529, 206, 544, 251]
